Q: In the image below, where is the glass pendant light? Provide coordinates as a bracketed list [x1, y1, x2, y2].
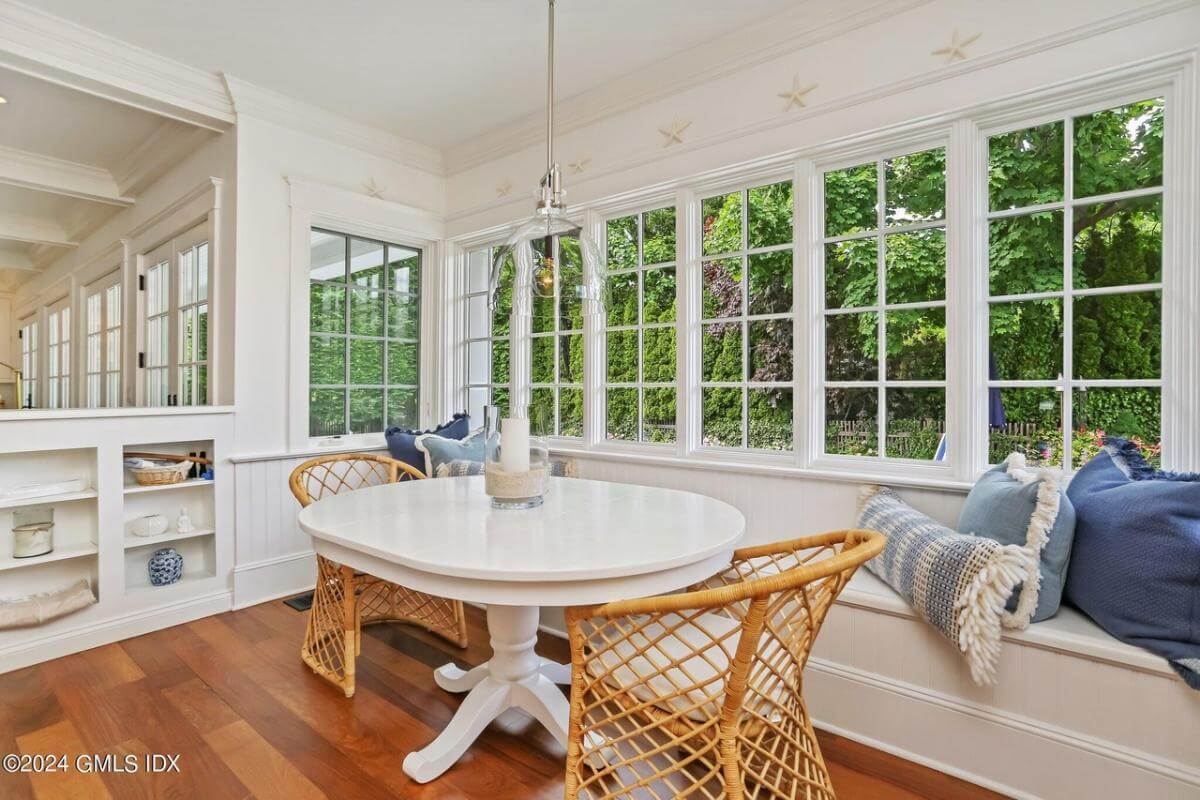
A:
[489, 0, 605, 418]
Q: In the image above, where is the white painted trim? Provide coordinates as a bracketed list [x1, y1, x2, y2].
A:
[231, 550, 316, 610]
[0, 591, 231, 675]
[223, 75, 443, 175]
[285, 176, 445, 451]
[0, 144, 133, 206]
[805, 658, 1199, 794]
[0, 0, 233, 130]
[0, 212, 76, 249]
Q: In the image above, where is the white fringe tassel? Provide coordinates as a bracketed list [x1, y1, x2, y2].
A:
[955, 544, 1032, 685]
[998, 453, 1063, 630]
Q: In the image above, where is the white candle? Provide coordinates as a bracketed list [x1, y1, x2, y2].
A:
[500, 416, 530, 473]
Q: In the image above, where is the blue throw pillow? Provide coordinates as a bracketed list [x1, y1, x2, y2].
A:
[1065, 438, 1200, 690]
[958, 454, 1076, 624]
[415, 428, 486, 477]
[384, 413, 469, 474]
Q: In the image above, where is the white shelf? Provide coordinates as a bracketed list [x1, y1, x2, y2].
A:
[0, 541, 98, 573]
[126, 566, 216, 593]
[124, 527, 214, 550]
[123, 478, 214, 495]
[0, 489, 98, 510]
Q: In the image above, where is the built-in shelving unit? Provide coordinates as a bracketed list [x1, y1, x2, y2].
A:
[122, 440, 216, 592]
[0, 415, 234, 675]
[0, 447, 99, 602]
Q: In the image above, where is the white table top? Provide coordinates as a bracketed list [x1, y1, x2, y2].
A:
[297, 476, 745, 584]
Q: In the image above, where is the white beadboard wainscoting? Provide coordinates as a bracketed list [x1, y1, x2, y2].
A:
[231, 449, 1200, 798]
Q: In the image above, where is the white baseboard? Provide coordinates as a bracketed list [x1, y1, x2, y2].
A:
[0, 591, 232, 674]
[232, 550, 316, 609]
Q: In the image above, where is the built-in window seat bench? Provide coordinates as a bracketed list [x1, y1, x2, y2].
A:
[806, 570, 1200, 799]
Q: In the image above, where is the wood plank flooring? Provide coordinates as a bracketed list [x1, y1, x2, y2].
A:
[0, 600, 1007, 799]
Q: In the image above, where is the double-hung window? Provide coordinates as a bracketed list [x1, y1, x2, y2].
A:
[699, 181, 794, 450]
[46, 298, 71, 409]
[603, 206, 678, 443]
[985, 98, 1164, 468]
[84, 270, 122, 408]
[821, 147, 948, 461]
[19, 316, 37, 408]
[142, 223, 211, 407]
[308, 228, 421, 438]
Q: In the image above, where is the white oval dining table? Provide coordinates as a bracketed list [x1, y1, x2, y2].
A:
[297, 475, 745, 784]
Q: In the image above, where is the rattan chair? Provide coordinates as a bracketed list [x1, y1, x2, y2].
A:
[563, 528, 885, 799]
[289, 453, 469, 697]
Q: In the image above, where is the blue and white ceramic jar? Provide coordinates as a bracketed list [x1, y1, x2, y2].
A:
[148, 547, 183, 586]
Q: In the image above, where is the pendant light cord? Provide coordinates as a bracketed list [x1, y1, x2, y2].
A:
[546, 0, 556, 174]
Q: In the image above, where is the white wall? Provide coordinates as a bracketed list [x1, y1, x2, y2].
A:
[230, 114, 446, 457]
[446, 0, 1199, 229]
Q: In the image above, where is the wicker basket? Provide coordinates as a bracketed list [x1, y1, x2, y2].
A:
[125, 452, 211, 487]
[129, 461, 192, 486]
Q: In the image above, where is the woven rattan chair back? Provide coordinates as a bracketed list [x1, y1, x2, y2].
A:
[563, 528, 885, 800]
[289, 452, 424, 508]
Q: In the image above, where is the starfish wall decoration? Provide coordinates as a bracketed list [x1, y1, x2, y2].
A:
[778, 76, 818, 111]
[658, 119, 691, 148]
[496, 181, 514, 198]
[568, 157, 591, 174]
[932, 29, 981, 63]
[362, 178, 386, 199]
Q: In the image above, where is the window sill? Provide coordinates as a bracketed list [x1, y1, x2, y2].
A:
[0, 405, 234, 422]
[547, 444, 976, 493]
[231, 435, 388, 464]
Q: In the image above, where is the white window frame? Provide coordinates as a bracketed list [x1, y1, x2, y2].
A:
[45, 296, 71, 410]
[600, 203, 679, 446]
[286, 177, 443, 452]
[463, 243, 509, 423]
[139, 223, 211, 407]
[812, 142, 951, 469]
[306, 228, 423, 439]
[446, 53, 1197, 486]
[979, 93, 1168, 471]
[692, 178, 796, 454]
[18, 314, 37, 409]
[83, 269, 123, 409]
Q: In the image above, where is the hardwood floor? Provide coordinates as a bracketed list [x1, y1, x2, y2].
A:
[0, 601, 1006, 799]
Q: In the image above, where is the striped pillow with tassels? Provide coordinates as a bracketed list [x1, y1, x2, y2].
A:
[858, 486, 1037, 685]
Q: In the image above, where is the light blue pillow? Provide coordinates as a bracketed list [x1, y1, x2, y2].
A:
[433, 458, 579, 478]
[957, 454, 1075, 623]
[415, 429, 486, 477]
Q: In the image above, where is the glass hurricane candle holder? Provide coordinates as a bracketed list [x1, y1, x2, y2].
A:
[483, 413, 550, 509]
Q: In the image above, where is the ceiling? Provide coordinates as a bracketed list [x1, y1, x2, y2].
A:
[0, 65, 212, 290]
[28, 0, 798, 147]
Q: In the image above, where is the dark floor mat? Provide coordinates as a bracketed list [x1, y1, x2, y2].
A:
[283, 591, 314, 612]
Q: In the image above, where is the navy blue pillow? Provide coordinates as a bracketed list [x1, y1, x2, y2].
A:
[384, 413, 469, 475]
[1065, 438, 1200, 689]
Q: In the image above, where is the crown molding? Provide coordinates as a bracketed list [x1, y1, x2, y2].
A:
[0, 0, 233, 131]
[224, 75, 444, 177]
[0, 143, 133, 206]
[442, 0, 931, 175]
[447, 0, 1199, 225]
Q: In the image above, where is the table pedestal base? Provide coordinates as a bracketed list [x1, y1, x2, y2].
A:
[402, 604, 572, 784]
